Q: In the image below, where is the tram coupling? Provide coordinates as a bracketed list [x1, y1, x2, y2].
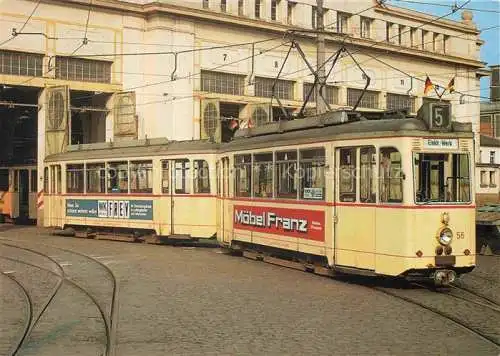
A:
[433, 269, 457, 286]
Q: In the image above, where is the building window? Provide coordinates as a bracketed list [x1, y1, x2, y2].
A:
[303, 83, 338, 104]
[480, 115, 494, 137]
[339, 148, 356, 202]
[220, 0, 226, 12]
[433, 33, 438, 52]
[444, 35, 449, 53]
[387, 93, 415, 112]
[480, 171, 488, 187]
[234, 154, 251, 197]
[360, 17, 371, 39]
[194, 160, 210, 193]
[86, 163, 105, 193]
[386, 22, 392, 42]
[380, 147, 403, 203]
[337, 12, 349, 34]
[255, 0, 261, 18]
[56, 57, 111, 83]
[410, 28, 416, 48]
[490, 151, 496, 164]
[271, 0, 278, 20]
[203, 0, 209, 9]
[66, 164, 84, 194]
[238, 0, 244, 15]
[422, 30, 427, 50]
[201, 70, 245, 95]
[490, 171, 497, 187]
[311, 6, 317, 29]
[300, 148, 325, 200]
[130, 161, 153, 194]
[0, 50, 43, 77]
[347, 88, 379, 109]
[398, 25, 404, 45]
[255, 77, 294, 100]
[275, 151, 297, 199]
[287, 1, 295, 24]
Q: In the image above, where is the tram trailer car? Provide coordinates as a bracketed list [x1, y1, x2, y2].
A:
[217, 106, 476, 286]
[44, 139, 219, 240]
[0, 165, 38, 222]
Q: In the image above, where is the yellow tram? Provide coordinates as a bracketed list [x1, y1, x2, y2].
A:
[0, 165, 38, 222]
[43, 139, 218, 239]
[216, 107, 476, 285]
[42, 103, 476, 284]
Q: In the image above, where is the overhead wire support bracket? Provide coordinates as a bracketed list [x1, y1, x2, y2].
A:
[271, 41, 295, 121]
[342, 46, 371, 112]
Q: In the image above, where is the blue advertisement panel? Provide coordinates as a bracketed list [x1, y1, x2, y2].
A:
[66, 199, 153, 220]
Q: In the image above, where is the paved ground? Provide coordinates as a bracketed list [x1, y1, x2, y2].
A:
[0, 226, 499, 356]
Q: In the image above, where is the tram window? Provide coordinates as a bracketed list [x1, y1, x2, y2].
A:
[414, 153, 470, 203]
[56, 166, 61, 194]
[130, 161, 153, 194]
[275, 151, 297, 199]
[234, 154, 251, 197]
[44, 168, 49, 193]
[108, 162, 128, 193]
[360, 147, 376, 203]
[87, 163, 106, 193]
[300, 148, 325, 200]
[194, 160, 210, 194]
[50, 166, 56, 194]
[380, 147, 403, 203]
[67, 164, 84, 193]
[253, 153, 273, 198]
[0, 169, 8, 190]
[31, 170, 37, 193]
[174, 159, 190, 194]
[161, 161, 170, 194]
[339, 148, 356, 202]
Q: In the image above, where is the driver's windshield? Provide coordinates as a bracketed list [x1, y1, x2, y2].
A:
[413, 152, 470, 203]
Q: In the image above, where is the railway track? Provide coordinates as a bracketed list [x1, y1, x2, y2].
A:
[371, 282, 500, 349]
[0, 239, 118, 356]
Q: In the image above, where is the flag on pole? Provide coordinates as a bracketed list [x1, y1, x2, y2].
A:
[446, 77, 455, 93]
[424, 76, 434, 95]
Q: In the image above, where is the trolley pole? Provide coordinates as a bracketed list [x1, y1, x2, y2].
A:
[316, 0, 327, 115]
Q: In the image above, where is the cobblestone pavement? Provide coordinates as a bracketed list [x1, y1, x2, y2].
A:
[0, 226, 499, 356]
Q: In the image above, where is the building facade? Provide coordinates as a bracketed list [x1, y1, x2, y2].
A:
[477, 135, 500, 205]
[0, 0, 487, 219]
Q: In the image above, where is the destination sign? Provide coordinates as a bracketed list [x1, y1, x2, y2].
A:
[423, 138, 458, 150]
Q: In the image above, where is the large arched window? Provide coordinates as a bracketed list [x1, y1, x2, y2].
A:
[48, 92, 65, 130]
[203, 102, 218, 139]
[252, 107, 268, 127]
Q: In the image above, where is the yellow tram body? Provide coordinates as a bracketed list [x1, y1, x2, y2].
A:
[42, 106, 476, 284]
[44, 139, 219, 239]
[0, 165, 38, 221]
[216, 112, 476, 283]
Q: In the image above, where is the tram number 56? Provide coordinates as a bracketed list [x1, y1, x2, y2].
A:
[456, 232, 465, 240]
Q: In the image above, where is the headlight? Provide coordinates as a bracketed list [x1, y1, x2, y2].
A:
[438, 228, 453, 246]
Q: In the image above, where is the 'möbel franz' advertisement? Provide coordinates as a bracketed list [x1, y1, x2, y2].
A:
[233, 205, 325, 242]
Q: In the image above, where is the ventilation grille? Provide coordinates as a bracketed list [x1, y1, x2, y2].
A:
[460, 139, 470, 152]
[411, 138, 422, 151]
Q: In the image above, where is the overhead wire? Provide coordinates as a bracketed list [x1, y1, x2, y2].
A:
[70, 0, 93, 56]
[393, 0, 500, 14]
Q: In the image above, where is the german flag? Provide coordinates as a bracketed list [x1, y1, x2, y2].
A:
[447, 77, 455, 93]
[424, 76, 434, 95]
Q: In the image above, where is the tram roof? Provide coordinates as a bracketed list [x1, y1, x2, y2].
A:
[45, 138, 219, 162]
[221, 111, 473, 152]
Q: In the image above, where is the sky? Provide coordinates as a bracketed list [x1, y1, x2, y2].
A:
[392, 0, 500, 100]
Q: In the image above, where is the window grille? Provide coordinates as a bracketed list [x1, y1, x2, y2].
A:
[303, 83, 338, 104]
[0, 50, 43, 77]
[201, 71, 245, 95]
[47, 91, 65, 130]
[55, 57, 111, 83]
[347, 88, 379, 109]
[203, 102, 219, 139]
[255, 77, 294, 100]
[386, 93, 415, 112]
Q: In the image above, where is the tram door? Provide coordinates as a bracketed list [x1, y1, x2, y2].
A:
[216, 157, 230, 243]
[170, 159, 191, 236]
